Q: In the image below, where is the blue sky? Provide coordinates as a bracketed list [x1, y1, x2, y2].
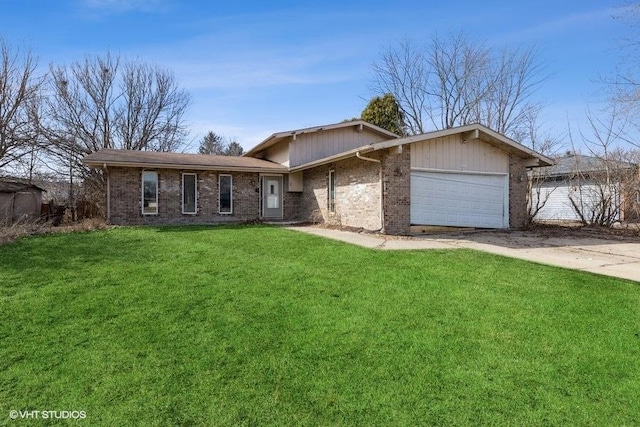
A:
[0, 0, 632, 151]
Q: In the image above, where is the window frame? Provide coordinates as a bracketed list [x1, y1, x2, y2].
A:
[328, 170, 336, 213]
[218, 174, 233, 214]
[141, 170, 159, 215]
[182, 173, 198, 215]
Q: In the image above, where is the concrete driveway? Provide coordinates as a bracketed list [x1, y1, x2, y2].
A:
[286, 226, 640, 282]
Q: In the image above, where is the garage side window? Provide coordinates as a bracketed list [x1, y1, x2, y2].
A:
[219, 174, 232, 214]
[142, 171, 158, 215]
[328, 170, 335, 213]
[182, 173, 197, 214]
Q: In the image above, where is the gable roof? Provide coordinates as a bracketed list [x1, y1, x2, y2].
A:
[535, 154, 635, 178]
[244, 119, 400, 157]
[0, 180, 46, 193]
[288, 123, 554, 171]
[83, 149, 287, 173]
[380, 123, 554, 166]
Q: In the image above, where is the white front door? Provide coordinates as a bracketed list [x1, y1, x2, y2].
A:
[263, 176, 283, 219]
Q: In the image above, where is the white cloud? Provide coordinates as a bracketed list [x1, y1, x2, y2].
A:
[171, 56, 359, 92]
[138, 29, 367, 91]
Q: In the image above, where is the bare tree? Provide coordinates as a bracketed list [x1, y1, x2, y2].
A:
[526, 117, 563, 224]
[427, 33, 492, 131]
[117, 60, 189, 152]
[371, 32, 547, 147]
[485, 46, 546, 139]
[596, 3, 640, 147]
[40, 52, 190, 195]
[371, 38, 429, 135]
[566, 107, 637, 226]
[0, 38, 43, 173]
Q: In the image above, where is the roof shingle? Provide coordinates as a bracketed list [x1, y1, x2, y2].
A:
[83, 149, 287, 172]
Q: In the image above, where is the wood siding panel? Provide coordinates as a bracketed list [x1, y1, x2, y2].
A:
[263, 141, 289, 167]
[290, 127, 389, 167]
[410, 135, 509, 173]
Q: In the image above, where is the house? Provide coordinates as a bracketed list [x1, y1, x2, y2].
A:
[530, 153, 639, 224]
[83, 120, 553, 234]
[0, 180, 46, 226]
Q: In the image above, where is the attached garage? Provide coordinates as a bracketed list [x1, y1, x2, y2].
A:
[401, 126, 552, 230]
[411, 171, 508, 228]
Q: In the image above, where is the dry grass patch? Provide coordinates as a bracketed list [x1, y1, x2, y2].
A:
[0, 218, 109, 245]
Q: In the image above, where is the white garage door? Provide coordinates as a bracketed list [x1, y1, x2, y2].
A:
[411, 171, 508, 228]
[532, 181, 621, 222]
[531, 183, 580, 221]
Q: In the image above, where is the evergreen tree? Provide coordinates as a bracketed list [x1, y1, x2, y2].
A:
[361, 93, 406, 136]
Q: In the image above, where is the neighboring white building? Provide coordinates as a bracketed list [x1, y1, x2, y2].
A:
[530, 154, 638, 224]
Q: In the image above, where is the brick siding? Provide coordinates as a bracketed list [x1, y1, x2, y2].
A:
[509, 155, 528, 229]
[107, 167, 262, 225]
[106, 146, 529, 232]
[300, 155, 383, 230]
[382, 146, 411, 235]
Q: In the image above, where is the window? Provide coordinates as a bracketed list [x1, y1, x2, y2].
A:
[328, 170, 335, 213]
[219, 174, 232, 214]
[182, 173, 197, 214]
[142, 171, 158, 215]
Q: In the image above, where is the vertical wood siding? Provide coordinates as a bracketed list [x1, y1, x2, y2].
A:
[264, 141, 290, 167]
[290, 127, 388, 167]
[410, 135, 509, 174]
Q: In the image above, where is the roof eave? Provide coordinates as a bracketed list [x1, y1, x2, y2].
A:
[244, 120, 400, 158]
[476, 126, 554, 167]
[83, 160, 287, 173]
[368, 123, 554, 167]
[289, 145, 376, 172]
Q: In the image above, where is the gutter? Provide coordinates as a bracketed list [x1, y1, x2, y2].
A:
[83, 161, 287, 174]
[356, 151, 381, 164]
[356, 151, 384, 232]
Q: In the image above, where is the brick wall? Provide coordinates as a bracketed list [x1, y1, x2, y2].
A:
[297, 148, 411, 234]
[107, 167, 261, 225]
[382, 146, 411, 235]
[509, 155, 528, 229]
[283, 186, 302, 221]
[300, 155, 383, 230]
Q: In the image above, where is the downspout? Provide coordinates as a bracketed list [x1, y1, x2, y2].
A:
[356, 151, 384, 232]
[104, 163, 111, 223]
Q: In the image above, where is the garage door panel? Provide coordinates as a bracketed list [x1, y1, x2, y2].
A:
[411, 171, 507, 228]
[532, 182, 621, 222]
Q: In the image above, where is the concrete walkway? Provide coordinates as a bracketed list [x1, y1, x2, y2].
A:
[286, 226, 640, 282]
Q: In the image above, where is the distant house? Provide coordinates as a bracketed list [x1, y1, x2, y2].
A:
[0, 180, 46, 226]
[83, 120, 552, 234]
[530, 154, 639, 224]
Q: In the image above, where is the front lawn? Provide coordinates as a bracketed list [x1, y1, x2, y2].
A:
[1, 225, 639, 426]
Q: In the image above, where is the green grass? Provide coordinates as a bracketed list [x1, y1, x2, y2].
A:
[1, 225, 639, 426]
